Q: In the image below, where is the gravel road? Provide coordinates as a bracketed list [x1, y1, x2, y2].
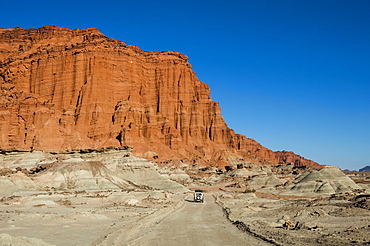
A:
[124, 194, 272, 246]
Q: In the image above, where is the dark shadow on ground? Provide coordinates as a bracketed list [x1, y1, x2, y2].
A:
[185, 199, 204, 203]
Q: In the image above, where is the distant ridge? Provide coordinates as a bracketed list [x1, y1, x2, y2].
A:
[359, 166, 370, 172]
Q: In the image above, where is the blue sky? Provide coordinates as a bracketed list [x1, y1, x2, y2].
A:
[2, 0, 369, 170]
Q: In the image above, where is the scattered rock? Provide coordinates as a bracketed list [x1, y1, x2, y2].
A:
[346, 226, 358, 232]
[283, 219, 295, 230]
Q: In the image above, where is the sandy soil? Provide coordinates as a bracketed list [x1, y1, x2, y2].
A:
[1, 189, 370, 245]
[1, 151, 370, 245]
[111, 193, 271, 246]
[216, 192, 370, 246]
[0, 191, 271, 246]
[0, 190, 179, 245]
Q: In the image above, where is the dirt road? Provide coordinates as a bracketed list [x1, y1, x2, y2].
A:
[100, 194, 272, 246]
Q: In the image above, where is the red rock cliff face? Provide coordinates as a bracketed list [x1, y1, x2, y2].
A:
[0, 26, 322, 168]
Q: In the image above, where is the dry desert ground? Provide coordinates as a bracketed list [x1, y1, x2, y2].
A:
[0, 149, 369, 246]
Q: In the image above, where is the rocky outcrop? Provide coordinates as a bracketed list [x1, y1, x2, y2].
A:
[0, 26, 322, 168]
[0, 149, 188, 193]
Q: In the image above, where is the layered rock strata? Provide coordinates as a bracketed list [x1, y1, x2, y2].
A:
[0, 26, 322, 168]
[0, 149, 188, 194]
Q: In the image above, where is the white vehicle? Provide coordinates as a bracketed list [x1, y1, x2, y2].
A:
[193, 190, 204, 203]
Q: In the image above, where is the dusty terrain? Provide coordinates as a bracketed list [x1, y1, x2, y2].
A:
[216, 193, 370, 245]
[96, 193, 270, 246]
[0, 150, 369, 245]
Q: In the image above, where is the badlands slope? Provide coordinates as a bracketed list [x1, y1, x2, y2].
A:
[0, 148, 369, 245]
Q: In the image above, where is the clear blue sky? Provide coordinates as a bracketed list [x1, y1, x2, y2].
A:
[2, 0, 369, 170]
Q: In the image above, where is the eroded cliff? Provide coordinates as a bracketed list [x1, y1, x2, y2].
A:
[0, 26, 322, 168]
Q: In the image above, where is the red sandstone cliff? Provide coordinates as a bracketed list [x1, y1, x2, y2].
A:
[0, 26, 322, 168]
